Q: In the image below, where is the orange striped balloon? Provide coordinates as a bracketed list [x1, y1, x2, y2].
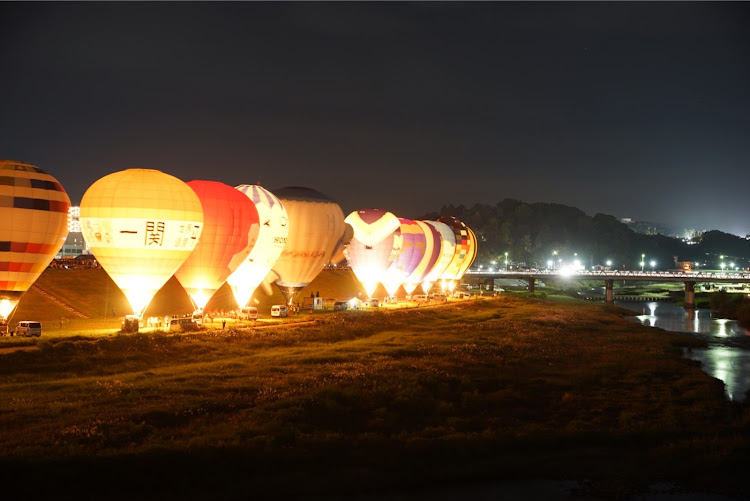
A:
[0, 160, 70, 320]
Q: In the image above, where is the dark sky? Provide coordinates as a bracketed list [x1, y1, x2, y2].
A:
[2, 2, 749, 235]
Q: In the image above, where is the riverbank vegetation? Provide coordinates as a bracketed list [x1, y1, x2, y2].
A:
[1, 295, 748, 499]
[709, 291, 750, 326]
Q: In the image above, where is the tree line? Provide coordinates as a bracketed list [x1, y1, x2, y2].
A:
[423, 199, 750, 271]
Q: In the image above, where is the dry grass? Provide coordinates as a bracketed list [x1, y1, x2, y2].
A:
[1, 294, 747, 499]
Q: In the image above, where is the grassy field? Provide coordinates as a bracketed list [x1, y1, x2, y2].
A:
[1, 289, 748, 499]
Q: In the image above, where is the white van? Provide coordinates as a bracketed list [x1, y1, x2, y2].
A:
[191, 310, 204, 326]
[239, 306, 259, 320]
[412, 294, 428, 303]
[453, 291, 472, 299]
[270, 305, 288, 317]
[15, 321, 42, 337]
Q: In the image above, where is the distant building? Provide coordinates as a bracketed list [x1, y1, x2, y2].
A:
[56, 206, 90, 257]
[67, 206, 81, 232]
[673, 256, 693, 272]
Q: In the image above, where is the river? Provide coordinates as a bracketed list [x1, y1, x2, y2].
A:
[617, 301, 750, 402]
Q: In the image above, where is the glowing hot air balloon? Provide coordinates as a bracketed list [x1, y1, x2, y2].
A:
[438, 217, 478, 292]
[382, 218, 426, 297]
[343, 209, 401, 297]
[0, 160, 70, 321]
[402, 220, 441, 296]
[420, 220, 456, 294]
[226, 185, 288, 308]
[329, 222, 354, 266]
[80, 169, 203, 316]
[271, 187, 346, 306]
[174, 181, 259, 311]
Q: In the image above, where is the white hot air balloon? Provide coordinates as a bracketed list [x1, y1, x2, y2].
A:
[271, 187, 346, 306]
[420, 220, 456, 295]
[226, 185, 289, 308]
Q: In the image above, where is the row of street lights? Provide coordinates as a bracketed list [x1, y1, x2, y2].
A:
[483, 251, 743, 274]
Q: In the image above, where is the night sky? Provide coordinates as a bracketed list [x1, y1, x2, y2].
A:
[2, 2, 749, 235]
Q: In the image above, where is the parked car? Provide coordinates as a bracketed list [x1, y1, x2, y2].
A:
[368, 298, 379, 307]
[333, 301, 348, 311]
[453, 291, 472, 299]
[15, 321, 42, 337]
[270, 305, 288, 317]
[121, 315, 141, 333]
[412, 294, 429, 303]
[239, 306, 259, 320]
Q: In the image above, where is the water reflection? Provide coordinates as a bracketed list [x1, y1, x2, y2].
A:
[617, 301, 750, 401]
[687, 347, 750, 401]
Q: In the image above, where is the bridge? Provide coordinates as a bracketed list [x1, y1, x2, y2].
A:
[463, 269, 750, 309]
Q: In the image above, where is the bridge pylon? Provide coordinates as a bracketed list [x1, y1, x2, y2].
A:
[684, 281, 695, 310]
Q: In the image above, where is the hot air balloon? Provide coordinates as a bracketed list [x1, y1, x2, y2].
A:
[402, 220, 441, 296]
[438, 216, 478, 292]
[271, 187, 346, 306]
[80, 169, 203, 316]
[382, 218, 426, 297]
[225, 185, 288, 308]
[174, 181, 260, 311]
[343, 209, 401, 297]
[420, 220, 456, 294]
[329, 222, 353, 266]
[0, 160, 70, 322]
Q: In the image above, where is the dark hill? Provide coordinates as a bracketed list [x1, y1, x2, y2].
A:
[424, 199, 750, 270]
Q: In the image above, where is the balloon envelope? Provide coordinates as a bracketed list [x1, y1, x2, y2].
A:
[80, 169, 203, 315]
[402, 220, 441, 295]
[226, 185, 289, 308]
[420, 220, 456, 292]
[272, 187, 346, 305]
[0, 160, 70, 320]
[383, 218, 425, 296]
[344, 209, 401, 297]
[329, 223, 353, 266]
[438, 216, 478, 289]
[174, 181, 259, 310]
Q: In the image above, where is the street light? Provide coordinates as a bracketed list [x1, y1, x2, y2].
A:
[650, 260, 655, 271]
[640, 253, 645, 272]
[504, 252, 508, 272]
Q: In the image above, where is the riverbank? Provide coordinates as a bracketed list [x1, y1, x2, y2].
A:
[1, 295, 748, 499]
